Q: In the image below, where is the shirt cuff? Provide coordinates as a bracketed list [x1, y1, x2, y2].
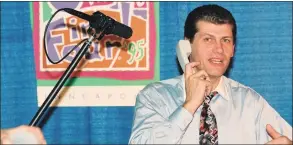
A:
[169, 107, 193, 131]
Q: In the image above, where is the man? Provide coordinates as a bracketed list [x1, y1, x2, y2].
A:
[1, 125, 46, 144]
[129, 4, 292, 144]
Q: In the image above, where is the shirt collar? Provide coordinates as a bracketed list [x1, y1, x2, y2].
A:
[181, 75, 229, 101]
[214, 76, 229, 100]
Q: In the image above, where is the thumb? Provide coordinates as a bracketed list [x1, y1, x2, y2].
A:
[266, 124, 282, 139]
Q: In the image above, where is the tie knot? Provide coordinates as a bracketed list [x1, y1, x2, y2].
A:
[204, 91, 218, 104]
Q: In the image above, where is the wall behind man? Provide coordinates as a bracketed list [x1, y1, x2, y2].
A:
[1, 2, 292, 144]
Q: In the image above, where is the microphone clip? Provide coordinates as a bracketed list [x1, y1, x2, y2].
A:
[89, 11, 115, 40]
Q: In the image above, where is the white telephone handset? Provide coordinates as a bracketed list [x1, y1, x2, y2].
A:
[176, 40, 192, 72]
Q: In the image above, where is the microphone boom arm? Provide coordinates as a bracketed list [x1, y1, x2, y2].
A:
[29, 30, 99, 127]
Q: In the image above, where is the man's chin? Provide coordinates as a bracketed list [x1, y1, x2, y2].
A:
[205, 64, 228, 75]
[207, 71, 225, 79]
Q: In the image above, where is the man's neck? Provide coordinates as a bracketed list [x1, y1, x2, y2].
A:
[209, 76, 222, 91]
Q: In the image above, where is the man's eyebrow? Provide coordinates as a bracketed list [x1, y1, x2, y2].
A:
[199, 33, 233, 39]
[199, 33, 215, 37]
[222, 36, 233, 39]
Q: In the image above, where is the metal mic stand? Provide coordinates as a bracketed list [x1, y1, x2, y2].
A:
[29, 28, 104, 127]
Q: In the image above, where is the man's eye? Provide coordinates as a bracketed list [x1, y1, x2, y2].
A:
[204, 38, 211, 42]
[223, 39, 231, 43]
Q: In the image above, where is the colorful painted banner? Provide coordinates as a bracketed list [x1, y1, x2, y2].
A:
[32, 2, 159, 106]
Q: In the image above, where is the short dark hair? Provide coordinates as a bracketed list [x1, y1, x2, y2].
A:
[184, 4, 237, 44]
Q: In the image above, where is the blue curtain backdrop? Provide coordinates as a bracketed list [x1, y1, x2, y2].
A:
[1, 2, 292, 144]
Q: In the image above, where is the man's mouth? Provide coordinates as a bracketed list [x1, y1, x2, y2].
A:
[209, 58, 223, 64]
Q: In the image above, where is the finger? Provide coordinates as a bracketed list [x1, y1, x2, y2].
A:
[266, 124, 282, 139]
[11, 125, 26, 133]
[185, 62, 200, 78]
[193, 78, 211, 91]
[265, 137, 289, 144]
[265, 139, 275, 144]
[204, 74, 211, 82]
[31, 127, 46, 144]
[201, 79, 212, 96]
[188, 73, 211, 85]
[194, 70, 209, 81]
[34, 127, 45, 139]
[205, 81, 212, 96]
[42, 139, 47, 145]
[16, 126, 46, 144]
[197, 70, 211, 82]
[40, 137, 47, 145]
[1, 135, 12, 144]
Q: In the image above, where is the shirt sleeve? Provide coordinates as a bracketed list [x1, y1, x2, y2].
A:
[257, 95, 292, 143]
[128, 88, 193, 144]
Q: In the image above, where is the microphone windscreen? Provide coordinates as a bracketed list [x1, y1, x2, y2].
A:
[111, 23, 133, 39]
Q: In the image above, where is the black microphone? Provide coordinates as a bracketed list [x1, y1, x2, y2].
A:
[63, 8, 133, 39]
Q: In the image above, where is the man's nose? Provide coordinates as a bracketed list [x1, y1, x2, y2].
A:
[213, 41, 224, 54]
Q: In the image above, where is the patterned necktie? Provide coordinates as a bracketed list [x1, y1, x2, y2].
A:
[199, 91, 218, 145]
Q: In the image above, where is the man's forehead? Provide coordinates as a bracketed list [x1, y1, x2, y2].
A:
[197, 32, 233, 38]
[195, 21, 233, 37]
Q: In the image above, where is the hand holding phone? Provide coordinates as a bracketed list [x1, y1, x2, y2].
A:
[176, 40, 212, 114]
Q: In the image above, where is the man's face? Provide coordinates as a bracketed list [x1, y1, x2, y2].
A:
[189, 20, 235, 79]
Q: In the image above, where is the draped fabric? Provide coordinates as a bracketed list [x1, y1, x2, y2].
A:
[1, 2, 292, 144]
